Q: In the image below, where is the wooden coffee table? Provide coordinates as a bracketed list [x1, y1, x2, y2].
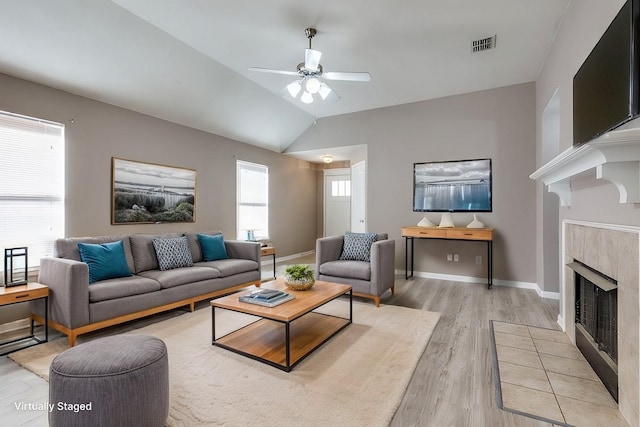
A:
[211, 278, 352, 372]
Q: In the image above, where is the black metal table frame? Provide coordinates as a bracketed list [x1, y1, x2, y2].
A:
[211, 290, 352, 372]
[404, 236, 493, 288]
[262, 252, 276, 280]
[0, 295, 48, 356]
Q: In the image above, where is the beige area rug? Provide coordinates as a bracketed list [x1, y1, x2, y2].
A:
[10, 299, 440, 426]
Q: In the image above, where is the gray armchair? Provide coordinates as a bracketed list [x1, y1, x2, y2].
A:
[315, 233, 395, 307]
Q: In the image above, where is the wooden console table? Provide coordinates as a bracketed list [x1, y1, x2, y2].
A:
[401, 226, 493, 288]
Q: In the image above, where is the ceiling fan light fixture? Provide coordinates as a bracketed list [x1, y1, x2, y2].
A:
[300, 91, 314, 104]
[286, 80, 302, 97]
[318, 83, 332, 100]
[305, 77, 321, 94]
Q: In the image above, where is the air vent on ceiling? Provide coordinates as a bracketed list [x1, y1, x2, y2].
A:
[471, 35, 497, 53]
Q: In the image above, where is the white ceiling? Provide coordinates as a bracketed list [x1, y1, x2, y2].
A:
[0, 0, 569, 156]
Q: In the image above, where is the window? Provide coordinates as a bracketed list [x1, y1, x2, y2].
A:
[331, 179, 351, 197]
[236, 160, 268, 240]
[0, 111, 65, 276]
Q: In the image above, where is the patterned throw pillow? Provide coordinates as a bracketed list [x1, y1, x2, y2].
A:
[152, 236, 193, 271]
[339, 232, 378, 262]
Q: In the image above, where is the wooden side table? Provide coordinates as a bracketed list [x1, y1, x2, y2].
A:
[0, 282, 49, 355]
[261, 246, 276, 280]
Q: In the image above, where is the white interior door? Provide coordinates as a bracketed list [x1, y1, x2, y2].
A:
[351, 161, 366, 233]
[324, 169, 351, 237]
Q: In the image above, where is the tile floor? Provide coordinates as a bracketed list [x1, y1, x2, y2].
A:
[491, 321, 629, 427]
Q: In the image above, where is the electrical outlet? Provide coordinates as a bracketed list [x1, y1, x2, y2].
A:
[454, 254, 459, 262]
[476, 256, 482, 265]
[447, 254, 453, 261]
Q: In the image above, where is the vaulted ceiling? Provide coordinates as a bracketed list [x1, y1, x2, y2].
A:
[0, 0, 569, 153]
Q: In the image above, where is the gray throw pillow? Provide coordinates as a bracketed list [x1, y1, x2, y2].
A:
[339, 232, 378, 262]
[152, 236, 193, 271]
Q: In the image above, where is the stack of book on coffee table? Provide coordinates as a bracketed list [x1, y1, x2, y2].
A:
[238, 288, 295, 307]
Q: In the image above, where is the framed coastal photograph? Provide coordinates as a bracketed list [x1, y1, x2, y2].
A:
[112, 158, 196, 224]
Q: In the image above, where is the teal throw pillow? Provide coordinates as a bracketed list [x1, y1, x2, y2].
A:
[339, 232, 378, 262]
[197, 233, 228, 261]
[152, 236, 194, 271]
[77, 240, 132, 284]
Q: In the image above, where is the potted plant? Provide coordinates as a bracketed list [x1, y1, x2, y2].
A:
[284, 264, 315, 291]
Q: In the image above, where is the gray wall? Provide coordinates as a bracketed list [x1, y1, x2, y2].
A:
[535, 0, 640, 295]
[288, 83, 538, 284]
[0, 72, 317, 324]
[0, 72, 317, 252]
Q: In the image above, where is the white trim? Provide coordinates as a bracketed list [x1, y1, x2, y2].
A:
[394, 269, 558, 298]
[260, 250, 315, 267]
[0, 318, 30, 334]
[323, 168, 351, 176]
[540, 290, 561, 300]
[557, 314, 565, 332]
[563, 219, 640, 234]
[530, 128, 640, 205]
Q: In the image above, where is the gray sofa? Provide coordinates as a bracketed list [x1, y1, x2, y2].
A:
[315, 233, 395, 307]
[31, 232, 261, 346]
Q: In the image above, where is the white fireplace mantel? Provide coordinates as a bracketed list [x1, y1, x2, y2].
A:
[530, 128, 640, 206]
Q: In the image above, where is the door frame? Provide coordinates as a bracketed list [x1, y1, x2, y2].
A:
[350, 160, 366, 233]
[323, 168, 351, 237]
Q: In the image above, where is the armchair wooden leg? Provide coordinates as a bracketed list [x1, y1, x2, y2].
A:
[352, 291, 381, 307]
[390, 285, 395, 295]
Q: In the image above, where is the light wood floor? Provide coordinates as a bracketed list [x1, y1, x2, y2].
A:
[387, 275, 560, 427]
[0, 256, 561, 426]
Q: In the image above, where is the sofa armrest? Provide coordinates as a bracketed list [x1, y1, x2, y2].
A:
[370, 239, 396, 296]
[32, 257, 90, 329]
[225, 240, 261, 262]
[315, 236, 344, 278]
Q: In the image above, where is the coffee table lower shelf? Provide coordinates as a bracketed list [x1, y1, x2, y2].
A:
[212, 310, 351, 372]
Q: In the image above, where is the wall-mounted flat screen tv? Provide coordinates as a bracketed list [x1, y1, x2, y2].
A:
[413, 158, 492, 212]
[573, 0, 640, 145]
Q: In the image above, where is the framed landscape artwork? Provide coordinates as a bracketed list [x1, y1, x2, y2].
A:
[112, 157, 196, 224]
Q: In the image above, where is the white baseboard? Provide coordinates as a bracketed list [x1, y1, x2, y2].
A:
[540, 290, 561, 300]
[557, 314, 565, 331]
[396, 269, 560, 300]
[261, 250, 315, 267]
[0, 318, 30, 334]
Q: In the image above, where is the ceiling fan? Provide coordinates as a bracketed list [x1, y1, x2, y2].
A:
[249, 28, 371, 104]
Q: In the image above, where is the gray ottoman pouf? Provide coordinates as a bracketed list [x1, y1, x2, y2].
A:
[49, 334, 169, 427]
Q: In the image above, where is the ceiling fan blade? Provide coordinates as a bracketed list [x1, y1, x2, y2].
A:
[304, 49, 322, 72]
[323, 71, 371, 82]
[249, 67, 299, 77]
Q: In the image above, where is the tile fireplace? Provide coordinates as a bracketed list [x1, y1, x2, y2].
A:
[561, 221, 639, 426]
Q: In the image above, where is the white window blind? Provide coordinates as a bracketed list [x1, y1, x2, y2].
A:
[236, 160, 268, 240]
[0, 111, 65, 274]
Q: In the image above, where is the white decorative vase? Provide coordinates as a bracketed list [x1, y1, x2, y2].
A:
[466, 214, 485, 229]
[417, 216, 436, 227]
[438, 212, 455, 228]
